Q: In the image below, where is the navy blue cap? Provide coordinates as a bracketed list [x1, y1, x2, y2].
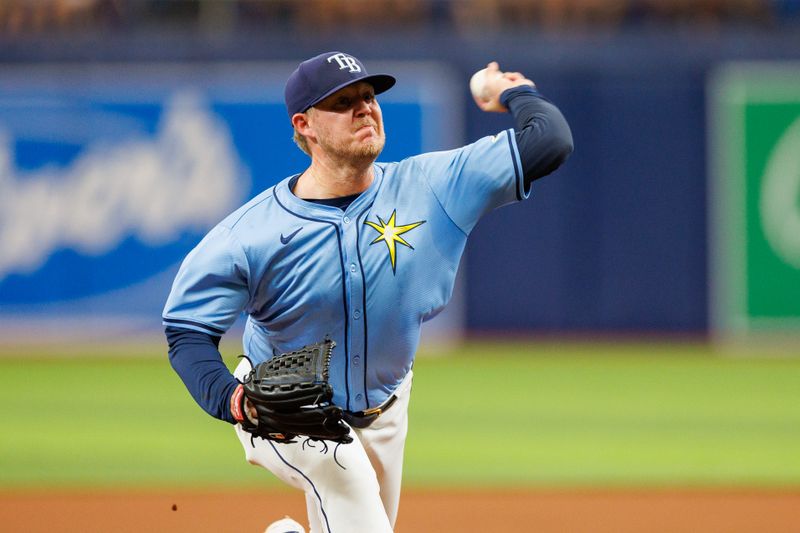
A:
[284, 52, 396, 116]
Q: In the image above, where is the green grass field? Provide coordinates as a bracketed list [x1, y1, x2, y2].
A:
[1, 340, 798, 490]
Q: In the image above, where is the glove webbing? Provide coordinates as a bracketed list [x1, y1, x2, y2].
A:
[255, 339, 334, 391]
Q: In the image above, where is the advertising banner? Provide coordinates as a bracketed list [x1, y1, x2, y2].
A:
[709, 63, 800, 336]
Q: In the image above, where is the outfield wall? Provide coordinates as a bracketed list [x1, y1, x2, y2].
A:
[2, 30, 800, 337]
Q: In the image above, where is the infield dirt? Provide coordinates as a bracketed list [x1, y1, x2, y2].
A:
[1, 488, 798, 532]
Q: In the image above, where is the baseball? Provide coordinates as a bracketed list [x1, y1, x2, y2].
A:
[469, 68, 491, 101]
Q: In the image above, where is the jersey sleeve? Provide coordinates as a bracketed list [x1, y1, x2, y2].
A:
[162, 224, 251, 336]
[412, 128, 525, 234]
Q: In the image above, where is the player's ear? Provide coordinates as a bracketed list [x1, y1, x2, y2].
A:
[292, 112, 313, 138]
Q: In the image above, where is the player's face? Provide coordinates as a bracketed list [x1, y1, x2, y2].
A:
[308, 81, 385, 162]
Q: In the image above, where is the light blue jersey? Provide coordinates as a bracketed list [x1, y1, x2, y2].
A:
[164, 128, 526, 412]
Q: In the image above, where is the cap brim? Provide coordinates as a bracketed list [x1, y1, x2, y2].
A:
[364, 74, 396, 95]
[304, 74, 396, 112]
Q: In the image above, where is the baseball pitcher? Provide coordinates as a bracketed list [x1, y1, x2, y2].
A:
[163, 51, 573, 532]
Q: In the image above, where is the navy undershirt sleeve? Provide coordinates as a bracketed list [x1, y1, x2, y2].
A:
[500, 85, 573, 189]
[165, 326, 239, 424]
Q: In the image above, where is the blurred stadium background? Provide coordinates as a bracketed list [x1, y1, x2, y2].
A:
[1, 1, 800, 532]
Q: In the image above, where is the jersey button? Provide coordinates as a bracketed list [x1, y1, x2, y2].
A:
[353, 310, 361, 320]
[349, 263, 357, 273]
[353, 355, 360, 366]
[343, 216, 351, 224]
[355, 394, 363, 402]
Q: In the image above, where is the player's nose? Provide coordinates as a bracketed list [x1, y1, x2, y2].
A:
[353, 97, 372, 117]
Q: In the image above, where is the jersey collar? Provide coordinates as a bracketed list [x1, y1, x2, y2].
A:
[275, 164, 385, 222]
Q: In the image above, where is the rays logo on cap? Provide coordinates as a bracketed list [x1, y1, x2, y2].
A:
[284, 51, 395, 116]
[327, 53, 362, 73]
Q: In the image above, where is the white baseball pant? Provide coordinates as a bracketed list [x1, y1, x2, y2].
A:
[234, 360, 413, 533]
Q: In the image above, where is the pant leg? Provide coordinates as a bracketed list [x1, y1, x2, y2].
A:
[233, 360, 393, 533]
[354, 370, 413, 528]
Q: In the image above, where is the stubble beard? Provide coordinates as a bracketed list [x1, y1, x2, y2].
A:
[320, 125, 385, 163]
[354, 135, 385, 160]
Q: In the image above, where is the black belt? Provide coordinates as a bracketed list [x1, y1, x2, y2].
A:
[343, 394, 398, 429]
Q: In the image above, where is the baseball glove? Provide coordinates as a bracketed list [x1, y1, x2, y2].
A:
[231, 339, 352, 445]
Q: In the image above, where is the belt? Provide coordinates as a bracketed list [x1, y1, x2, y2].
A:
[343, 394, 398, 429]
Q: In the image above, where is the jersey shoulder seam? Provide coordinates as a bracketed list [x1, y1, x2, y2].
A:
[223, 188, 276, 231]
[410, 158, 468, 238]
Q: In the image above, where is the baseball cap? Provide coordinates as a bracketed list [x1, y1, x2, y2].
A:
[284, 51, 396, 116]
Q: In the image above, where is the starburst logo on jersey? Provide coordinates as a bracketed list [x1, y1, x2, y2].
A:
[364, 210, 426, 274]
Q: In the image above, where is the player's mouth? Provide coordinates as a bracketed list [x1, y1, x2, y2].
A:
[354, 121, 378, 134]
